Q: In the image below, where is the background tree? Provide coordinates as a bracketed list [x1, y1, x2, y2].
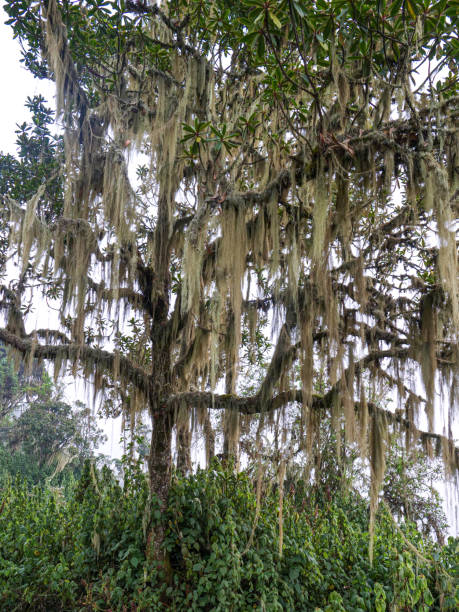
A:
[285, 415, 449, 543]
[1, 0, 458, 558]
[0, 344, 106, 484]
[0, 343, 22, 420]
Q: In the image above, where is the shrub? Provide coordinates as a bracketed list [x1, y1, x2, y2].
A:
[0, 461, 457, 610]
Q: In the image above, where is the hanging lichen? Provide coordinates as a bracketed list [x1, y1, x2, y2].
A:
[419, 293, 438, 430]
[369, 411, 388, 564]
[426, 155, 459, 333]
[312, 161, 329, 261]
[19, 184, 47, 276]
[359, 384, 369, 458]
[335, 167, 351, 256]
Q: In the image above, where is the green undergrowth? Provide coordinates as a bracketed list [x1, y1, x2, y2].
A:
[0, 461, 457, 611]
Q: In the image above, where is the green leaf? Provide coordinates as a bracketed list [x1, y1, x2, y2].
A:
[406, 0, 417, 19]
[293, 2, 306, 18]
[269, 11, 282, 29]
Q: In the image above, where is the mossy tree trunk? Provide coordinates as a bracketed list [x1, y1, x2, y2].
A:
[147, 190, 174, 561]
[148, 404, 173, 563]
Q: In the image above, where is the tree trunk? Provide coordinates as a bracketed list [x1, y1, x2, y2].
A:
[223, 409, 239, 467]
[176, 419, 192, 474]
[148, 405, 173, 563]
[203, 409, 215, 467]
[147, 187, 174, 562]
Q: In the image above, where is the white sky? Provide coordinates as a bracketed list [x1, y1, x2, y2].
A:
[0, 6, 55, 155]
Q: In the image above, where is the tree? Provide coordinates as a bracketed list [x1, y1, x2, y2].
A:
[1, 0, 458, 557]
[382, 440, 448, 543]
[0, 342, 49, 428]
[283, 415, 449, 543]
[0, 344, 106, 484]
[0, 343, 22, 420]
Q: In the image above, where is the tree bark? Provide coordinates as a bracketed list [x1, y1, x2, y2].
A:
[223, 318, 240, 466]
[147, 189, 174, 564]
[148, 405, 173, 562]
[203, 409, 215, 468]
[176, 420, 192, 474]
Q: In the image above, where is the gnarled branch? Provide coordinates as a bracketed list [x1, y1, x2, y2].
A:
[0, 328, 152, 398]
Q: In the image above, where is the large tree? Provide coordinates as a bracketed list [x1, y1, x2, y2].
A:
[1, 0, 458, 555]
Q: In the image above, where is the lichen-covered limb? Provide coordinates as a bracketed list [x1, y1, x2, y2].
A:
[256, 324, 296, 405]
[33, 329, 72, 345]
[166, 389, 458, 466]
[197, 99, 459, 216]
[125, 0, 199, 60]
[224, 169, 292, 209]
[86, 278, 145, 309]
[0, 328, 152, 398]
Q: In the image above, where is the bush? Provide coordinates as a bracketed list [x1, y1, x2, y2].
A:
[0, 461, 457, 611]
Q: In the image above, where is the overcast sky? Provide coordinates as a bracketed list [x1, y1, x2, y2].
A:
[1, 4, 56, 155]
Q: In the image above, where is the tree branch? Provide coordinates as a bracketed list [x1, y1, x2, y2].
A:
[0, 329, 152, 398]
[167, 389, 458, 467]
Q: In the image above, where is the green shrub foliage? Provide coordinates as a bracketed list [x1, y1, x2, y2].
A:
[0, 462, 457, 611]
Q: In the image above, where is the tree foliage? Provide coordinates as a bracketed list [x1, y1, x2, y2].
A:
[0, 344, 105, 484]
[0, 94, 63, 269]
[0, 0, 458, 557]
